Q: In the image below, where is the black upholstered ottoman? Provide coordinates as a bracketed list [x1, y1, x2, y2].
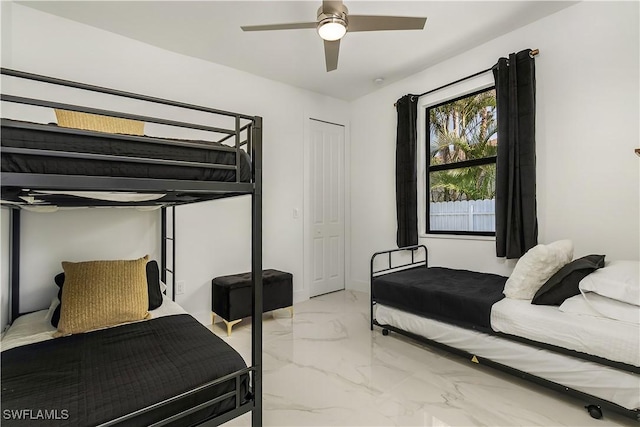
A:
[212, 269, 293, 335]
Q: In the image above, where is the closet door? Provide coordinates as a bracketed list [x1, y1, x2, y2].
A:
[309, 119, 345, 297]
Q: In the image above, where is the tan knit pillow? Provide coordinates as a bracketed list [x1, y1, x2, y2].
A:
[55, 256, 150, 336]
[54, 109, 144, 135]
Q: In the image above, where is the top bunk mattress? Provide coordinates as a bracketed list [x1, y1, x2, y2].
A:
[372, 267, 507, 330]
[1, 121, 251, 183]
[491, 298, 640, 367]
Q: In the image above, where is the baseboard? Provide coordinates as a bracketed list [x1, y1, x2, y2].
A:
[347, 279, 369, 294]
[293, 289, 308, 304]
[191, 310, 213, 326]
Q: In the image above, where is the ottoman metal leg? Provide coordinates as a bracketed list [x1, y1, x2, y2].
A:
[223, 318, 243, 337]
[271, 306, 294, 319]
[212, 312, 242, 336]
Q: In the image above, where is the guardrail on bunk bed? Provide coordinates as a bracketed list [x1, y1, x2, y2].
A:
[98, 366, 256, 427]
[0, 67, 255, 197]
[0, 68, 264, 427]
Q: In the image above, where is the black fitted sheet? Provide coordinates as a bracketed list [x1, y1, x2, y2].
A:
[373, 267, 507, 331]
[1, 314, 250, 426]
[1, 122, 251, 182]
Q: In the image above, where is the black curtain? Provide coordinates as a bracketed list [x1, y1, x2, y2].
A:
[493, 49, 538, 258]
[395, 95, 418, 248]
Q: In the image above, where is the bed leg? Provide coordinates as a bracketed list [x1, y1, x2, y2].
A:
[382, 329, 389, 336]
[370, 300, 374, 331]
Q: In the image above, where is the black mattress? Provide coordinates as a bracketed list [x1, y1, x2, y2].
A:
[1, 314, 250, 426]
[372, 267, 507, 331]
[1, 121, 251, 182]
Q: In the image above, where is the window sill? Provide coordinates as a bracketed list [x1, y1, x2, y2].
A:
[420, 234, 496, 242]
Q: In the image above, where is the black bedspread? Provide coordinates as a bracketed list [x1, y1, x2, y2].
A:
[373, 267, 507, 330]
[1, 314, 250, 426]
[1, 122, 251, 182]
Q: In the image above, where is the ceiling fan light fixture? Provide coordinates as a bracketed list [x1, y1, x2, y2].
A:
[317, 17, 347, 41]
[241, 1, 428, 72]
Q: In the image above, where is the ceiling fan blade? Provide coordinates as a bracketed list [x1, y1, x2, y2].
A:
[347, 15, 427, 32]
[324, 40, 340, 72]
[241, 22, 317, 32]
[322, 0, 344, 15]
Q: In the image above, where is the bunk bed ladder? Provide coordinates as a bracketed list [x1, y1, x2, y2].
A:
[161, 206, 177, 301]
[9, 209, 21, 324]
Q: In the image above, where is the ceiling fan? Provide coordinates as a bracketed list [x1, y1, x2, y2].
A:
[241, 0, 427, 72]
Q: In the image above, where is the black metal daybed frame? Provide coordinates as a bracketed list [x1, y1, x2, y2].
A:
[1, 68, 264, 427]
[370, 245, 640, 422]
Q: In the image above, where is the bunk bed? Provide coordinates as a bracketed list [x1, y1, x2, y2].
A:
[371, 245, 640, 422]
[0, 68, 264, 427]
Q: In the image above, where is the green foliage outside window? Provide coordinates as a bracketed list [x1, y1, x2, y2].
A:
[429, 89, 497, 202]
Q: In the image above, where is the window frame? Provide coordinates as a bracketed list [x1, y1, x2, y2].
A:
[425, 86, 497, 237]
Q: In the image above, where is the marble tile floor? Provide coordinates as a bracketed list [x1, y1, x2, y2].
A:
[207, 290, 636, 427]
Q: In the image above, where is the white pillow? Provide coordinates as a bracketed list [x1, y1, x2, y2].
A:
[559, 294, 601, 317]
[579, 260, 640, 306]
[2, 103, 58, 125]
[560, 293, 640, 324]
[503, 240, 574, 300]
[44, 297, 59, 322]
[1, 310, 56, 352]
[546, 239, 574, 265]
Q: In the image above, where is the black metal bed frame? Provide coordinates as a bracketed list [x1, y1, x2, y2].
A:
[1, 68, 264, 426]
[370, 245, 640, 422]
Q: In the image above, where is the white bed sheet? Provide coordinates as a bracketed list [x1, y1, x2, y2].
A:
[490, 298, 640, 367]
[1, 295, 187, 352]
[376, 304, 640, 410]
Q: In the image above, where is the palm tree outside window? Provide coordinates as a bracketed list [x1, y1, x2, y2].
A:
[427, 87, 497, 235]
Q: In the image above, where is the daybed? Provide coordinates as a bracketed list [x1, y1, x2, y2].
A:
[371, 245, 640, 421]
[0, 68, 264, 426]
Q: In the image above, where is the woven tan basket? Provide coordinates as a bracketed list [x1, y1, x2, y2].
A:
[55, 109, 144, 136]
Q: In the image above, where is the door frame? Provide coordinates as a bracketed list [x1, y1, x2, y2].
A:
[302, 114, 350, 301]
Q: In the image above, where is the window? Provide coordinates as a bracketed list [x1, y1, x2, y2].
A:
[426, 87, 497, 235]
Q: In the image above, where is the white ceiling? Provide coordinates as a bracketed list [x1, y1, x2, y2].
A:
[20, 1, 576, 101]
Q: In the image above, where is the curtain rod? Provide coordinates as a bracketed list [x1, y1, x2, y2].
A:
[394, 48, 539, 107]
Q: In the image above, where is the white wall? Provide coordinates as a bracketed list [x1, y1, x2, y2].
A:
[17, 208, 159, 314]
[0, 208, 158, 330]
[1, 3, 350, 324]
[350, 1, 640, 291]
